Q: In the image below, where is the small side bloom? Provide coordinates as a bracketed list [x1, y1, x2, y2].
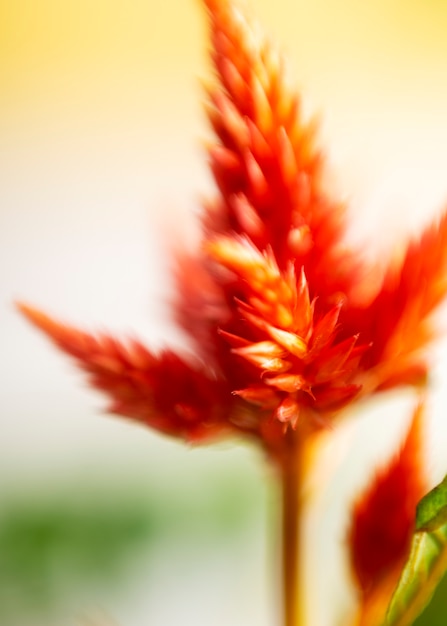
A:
[348, 403, 427, 626]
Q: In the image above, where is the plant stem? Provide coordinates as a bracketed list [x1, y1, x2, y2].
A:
[281, 427, 305, 626]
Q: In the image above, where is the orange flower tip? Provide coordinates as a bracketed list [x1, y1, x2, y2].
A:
[273, 304, 295, 330]
[230, 193, 265, 239]
[277, 125, 298, 185]
[236, 348, 292, 372]
[207, 235, 263, 274]
[246, 117, 271, 160]
[266, 326, 308, 358]
[252, 75, 272, 136]
[16, 301, 43, 322]
[265, 373, 309, 394]
[233, 386, 279, 408]
[218, 328, 251, 347]
[219, 97, 250, 146]
[16, 302, 61, 337]
[208, 144, 240, 173]
[297, 265, 310, 293]
[244, 150, 269, 198]
[309, 302, 344, 349]
[233, 340, 286, 359]
[221, 57, 247, 102]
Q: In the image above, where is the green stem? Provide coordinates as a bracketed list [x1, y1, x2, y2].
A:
[281, 428, 305, 626]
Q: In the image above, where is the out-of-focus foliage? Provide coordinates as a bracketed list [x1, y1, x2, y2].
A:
[0, 469, 264, 624]
[413, 572, 447, 626]
[416, 474, 447, 532]
[0, 492, 153, 618]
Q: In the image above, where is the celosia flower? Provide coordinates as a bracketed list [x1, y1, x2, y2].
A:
[18, 0, 447, 459]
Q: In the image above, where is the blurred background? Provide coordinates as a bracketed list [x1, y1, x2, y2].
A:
[2, 0, 447, 624]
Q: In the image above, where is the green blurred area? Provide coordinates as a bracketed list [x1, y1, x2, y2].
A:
[0, 466, 267, 624]
[3, 469, 447, 626]
[414, 571, 447, 626]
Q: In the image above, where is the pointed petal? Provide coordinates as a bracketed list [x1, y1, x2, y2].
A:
[312, 383, 361, 412]
[233, 340, 286, 359]
[233, 386, 279, 408]
[18, 304, 232, 442]
[265, 325, 307, 358]
[312, 335, 360, 384]
[309, 300, 344, 353]
[264, 373, 310, 394]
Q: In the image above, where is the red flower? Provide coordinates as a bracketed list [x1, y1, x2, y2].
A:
[348, 403, 427, 625]
[18, 0, 447, 456]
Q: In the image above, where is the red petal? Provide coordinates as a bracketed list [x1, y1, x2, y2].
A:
[309, 301, 344, 353]
[313, 383, 361, 412]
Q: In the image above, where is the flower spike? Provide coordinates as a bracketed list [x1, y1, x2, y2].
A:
[18, 0, 447, 456]
[202, 0, 361, 302]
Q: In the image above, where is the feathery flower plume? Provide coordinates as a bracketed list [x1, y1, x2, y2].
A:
[18, 0, 447, 457]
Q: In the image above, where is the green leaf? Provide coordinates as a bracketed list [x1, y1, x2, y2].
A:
[413, 571, 447, 626]
[416, 474, 447, 532]
[385, 474, 447, 626]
